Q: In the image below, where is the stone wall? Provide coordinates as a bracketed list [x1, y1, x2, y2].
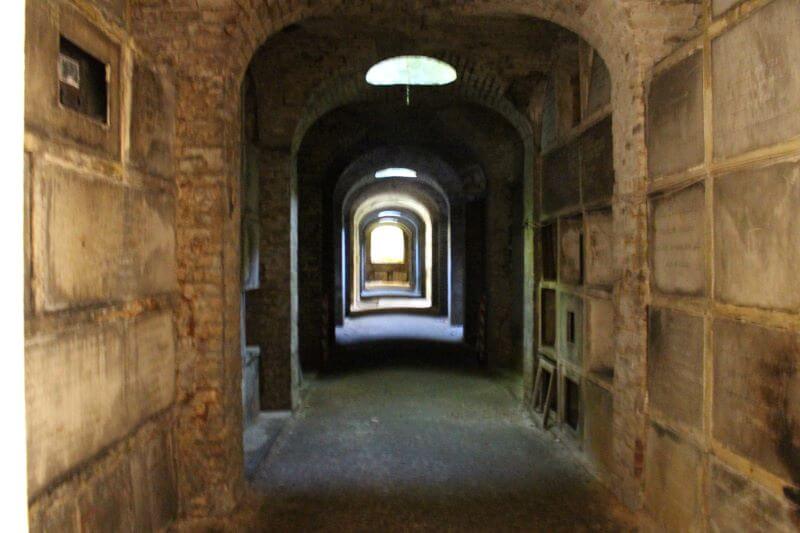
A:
[643, 0, 800, 529]
[25, 0, 179, 529]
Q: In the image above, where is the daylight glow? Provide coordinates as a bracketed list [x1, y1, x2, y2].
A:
[366, 56, 457, 86]
[370, 224, 405, 264]
[375, 167, 417, 179]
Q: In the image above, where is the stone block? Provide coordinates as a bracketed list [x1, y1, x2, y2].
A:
[585, 209, 615, 287]
[713, 318, 800, 483]
[26, 323, 127, 496]
[542, 141, 580, 216]
[586, 298, 615, 381]
[584, 381, 614, 477]
[648, 308, 704, 430]
[715, 162, 800, 311]
[34, 162, 126, 310]
[647, 52, 704, 177]
[644, 424, 704, 532]
[580, 117, 614, 204]
[650, 183, 705, 296]
[586, 56, 611, 116]
[78, 461, 135, 532]
[25, 2, 121, 158]
[558, 292, 583, 365]
[559, 216, 583, 285]
[709, 458, 799, 532]
[713, 0, 742, 16]
[130, 60, 175, 178]
[131, 427, 178, 531]
[26, 312, 176, 496]
[129, 188, 178, 295]
[712, 0, 800, 159]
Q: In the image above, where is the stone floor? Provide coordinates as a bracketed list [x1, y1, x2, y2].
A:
[239, 319, 636, 532]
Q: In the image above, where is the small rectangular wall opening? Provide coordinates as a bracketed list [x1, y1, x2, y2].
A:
[542, 224, 557, 281]
[59, 36, 108, 123]
[564, 378, 580, 430]
[567, 311, 576, 344]
[541, 289, 557, 347]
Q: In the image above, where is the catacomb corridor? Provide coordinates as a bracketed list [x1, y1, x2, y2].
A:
[18, 0, 800, 531]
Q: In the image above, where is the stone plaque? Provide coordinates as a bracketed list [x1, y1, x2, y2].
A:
[559, 216, 583, 285]
[650, 183, 705, 296]
[129, 188, 178, 296]
[34, 163, 126, 310]
[586, 298, 614, 380]
[127, 312, 176, 422]
[715, 162, 800, 311]
[130, 61, 175, 178]
[583, 381, 613, 477]
[648, 308, 704, 429]
[709, 458, 798, 532]
[580, 117, 614, 204]
[647, 52, 704, 177]
[644, 424, 704, 532]
[585, 209, 615, 287]
[713, 318, 800, 482]
[712, 0, 800, 159]
[542, 141, 580, 216]
[586, 56, 611, 116]
[558, 292, 583, 365]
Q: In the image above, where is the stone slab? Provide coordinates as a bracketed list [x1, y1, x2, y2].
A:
[130, 427, 178, 531]
[648, 308, 704, 430]
[586, 298, 614, 380]
[712, 0, 800, 159]
[584, 380, 614, 477]
[585, 209, 615, 287]
[129, 188, 178, 295]
[26, 312, 176, 496]
[644, 424, 704, 532]
[709, 458, 799, 532]
[647, 51, 705, 177]
[558, 292, 583, 366]
[580, 117, 614, 204]
[34, 163, 126, 310]
[713, 318, 800, 483]
[78, 460, 135, 532]
[130, 60, 175, 178]
[559, 216, 583, 285]
[715, 162, 800, 311]
[650, 183, 705, 296]
[713, 0, 742, 16]
[542, 141, 580, 216]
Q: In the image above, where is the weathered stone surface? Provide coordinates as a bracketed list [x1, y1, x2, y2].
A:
[559, 216, 583, 285]
[129, 188, 178, 295]
[542, 141, 580, 216]
[715, 162, 800, 311]
[584, 380, 614, 477]
[78, 461, 136, 532]
[647, 51, 704, 177]
[650, 183, 705, 296]
[713, 318, 800, 483]
[34, 163, 126, 310]
[131, 427, 178, 531]
[709, 458, 799, 532]
[585, 209, 615, 287]
[586, 56, 611, 116]
[130, 60, 175, 178]
[558, 292, 583, 365]
[586, 298, 614, 380]
[644, 424, 704, 532]
[580, 117, 614, 204]
[712, 0, 800, 159]
[26, 313, 175, 496]
[713, 0, 742, 16]
[648, 308, 703, 429]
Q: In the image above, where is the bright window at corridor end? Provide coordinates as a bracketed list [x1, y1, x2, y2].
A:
[370, 224, 406, 264]
[366, 56, 457, 86]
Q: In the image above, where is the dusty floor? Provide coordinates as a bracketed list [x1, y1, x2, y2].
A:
[238, 316, 637, 532]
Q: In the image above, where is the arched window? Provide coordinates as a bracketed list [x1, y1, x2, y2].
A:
[375, 167, 417, 179]
[370, 224, 406, 264]
[366, 56, 457, 86]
